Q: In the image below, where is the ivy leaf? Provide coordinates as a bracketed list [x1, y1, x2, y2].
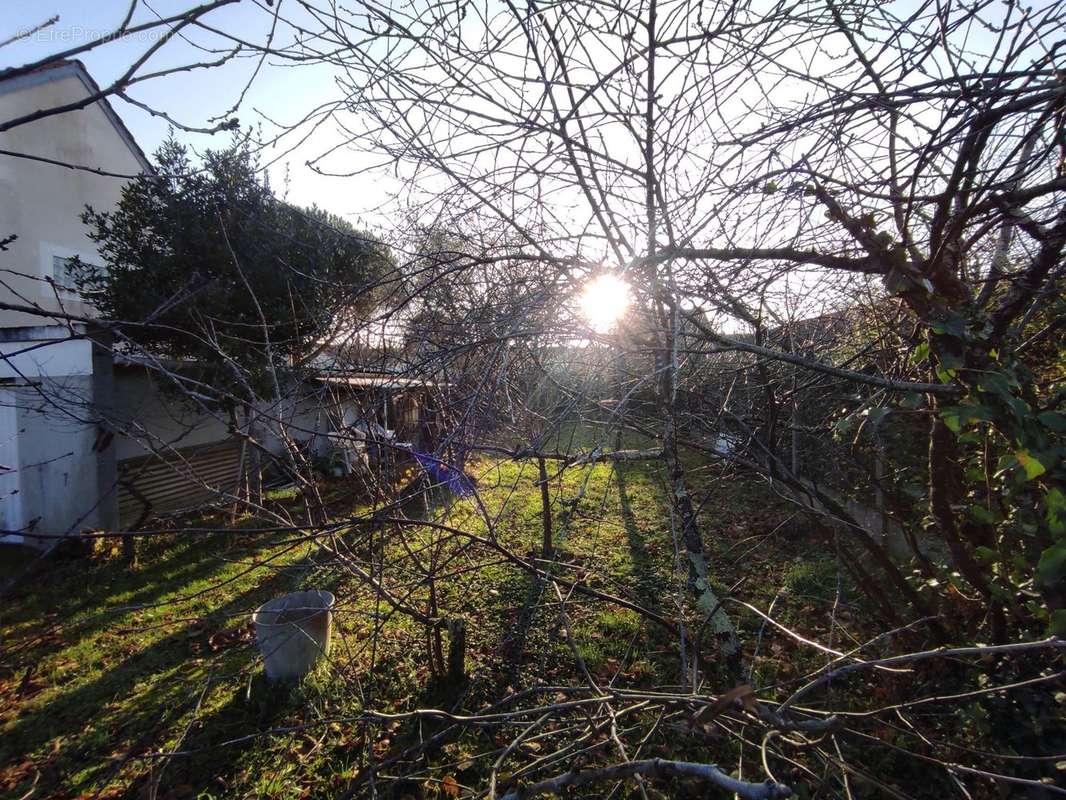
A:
[930, 314, 968, 339]
[936, 367, 958, 384]
[1038, 411, 1066, 433]
[1036, 542, 1066, 588]
[941, 410, 962, 433]
[866, 407, 890, 427]
[900, 392, 923, 409]
[940, 352, 966, 371]
[1016, 450, 1047, 481]
[910, 342, 930, 364]
[1047, 488, 1066, 537]
[1050, 609, 1066, 638]
[940, 405, 991, 434]
[978, 372, 1014, 399]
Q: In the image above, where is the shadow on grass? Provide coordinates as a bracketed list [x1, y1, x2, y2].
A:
[0, 544, 320, 799]
[613, 464, 668, 616]
[0, 538, 246, 694]
[495, 568, 543, 690]
[146, 668, 299, 798]
[396, 476, 544, 691]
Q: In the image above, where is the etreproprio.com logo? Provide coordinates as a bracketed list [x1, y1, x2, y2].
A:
[16, 26, 169, 44]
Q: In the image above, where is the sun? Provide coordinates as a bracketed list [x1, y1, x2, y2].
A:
[579, 273, 631, 334]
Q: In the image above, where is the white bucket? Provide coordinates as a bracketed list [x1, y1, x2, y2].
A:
[252, 590, 335, 682]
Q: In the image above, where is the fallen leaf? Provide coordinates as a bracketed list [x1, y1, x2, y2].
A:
[694, 684, 754, 725]
[441, 774, 460, 798]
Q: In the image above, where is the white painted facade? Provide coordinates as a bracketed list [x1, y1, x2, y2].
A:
[0, 63, 160, 546]
[0, 62, 148, 326]
[0, 335, 94, 379]
[0, 325, 119, 544]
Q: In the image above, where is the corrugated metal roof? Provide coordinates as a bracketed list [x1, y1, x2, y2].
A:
[314, 373, 436, 389]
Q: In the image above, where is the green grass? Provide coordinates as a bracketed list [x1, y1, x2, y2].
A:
[0, 454, 828, 799]
[784, 557, 842, 601]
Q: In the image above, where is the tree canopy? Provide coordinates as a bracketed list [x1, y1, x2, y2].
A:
[76, 137, 392, 390]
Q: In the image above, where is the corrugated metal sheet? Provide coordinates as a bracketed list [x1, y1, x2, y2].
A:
[118, 439, 244, 528]
[315, 373, 441, 389]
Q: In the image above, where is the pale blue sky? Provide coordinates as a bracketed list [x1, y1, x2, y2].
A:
[3, 0, 1050, 241]
[1, 1, 393, 225]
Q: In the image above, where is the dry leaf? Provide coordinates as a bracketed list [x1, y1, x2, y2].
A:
[693, 684, 754, 724]
[441, 774, 460, 798]
[372, 738, 391, 759]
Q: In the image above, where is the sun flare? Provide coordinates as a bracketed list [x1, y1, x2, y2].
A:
[579, 273, 631, 334]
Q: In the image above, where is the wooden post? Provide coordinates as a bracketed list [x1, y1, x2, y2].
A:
[446, 618, 466, 683]
[538, 456, 553, 556]
[122, 532, 137, 566]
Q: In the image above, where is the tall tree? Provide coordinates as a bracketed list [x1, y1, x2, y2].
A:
[77, 136, 392, 398]
[77, 136, 393, 509]
[282, 0, 1064, 639]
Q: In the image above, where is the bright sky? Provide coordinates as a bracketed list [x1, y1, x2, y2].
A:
[0, 1, 398, 228]
[2, 0, 1050, 332]
[579, 274, 631, 335]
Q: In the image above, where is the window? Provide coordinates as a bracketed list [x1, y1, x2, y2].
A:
[52, 255, 78, 290]
[44, 250, 101, 299]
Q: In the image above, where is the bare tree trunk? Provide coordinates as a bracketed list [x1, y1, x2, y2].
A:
[244, 404, 263, 508]
[928, 409, 1006, 640]
[754, 325, 779, 456]
[790, 372, 800, 475]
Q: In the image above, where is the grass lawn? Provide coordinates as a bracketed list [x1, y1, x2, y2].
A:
[0, 448, 858, 800]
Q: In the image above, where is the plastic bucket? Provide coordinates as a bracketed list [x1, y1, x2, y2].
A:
[252, 590, 335, 682]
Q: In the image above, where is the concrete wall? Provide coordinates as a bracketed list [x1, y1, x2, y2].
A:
[261, 391, 350, 465]
[0, 66, 146, 328]
[0, 396, 21, 539]
[0, 329, 118, 546]
[0, 65, 148, 546]
[110, 373, 364, 473]
[111, 368, 232, 461]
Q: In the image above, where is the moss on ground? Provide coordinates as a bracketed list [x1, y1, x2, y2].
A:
[0, 453, 858, 799]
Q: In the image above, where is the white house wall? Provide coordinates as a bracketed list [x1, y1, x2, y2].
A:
[0, 377, 117, 544]
[1, 67, 146, 329]
[279, 392, 336, 458]
[0, 336, 94, 379]
[0, 393, 22, 542]
[0, 324, 120, 545]
[110, 374, 349, 473]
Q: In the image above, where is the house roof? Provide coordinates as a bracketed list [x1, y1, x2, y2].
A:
[0, 58, 152, 173]
[314, 372, 438, 390]
[113, 356, 438, 391]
